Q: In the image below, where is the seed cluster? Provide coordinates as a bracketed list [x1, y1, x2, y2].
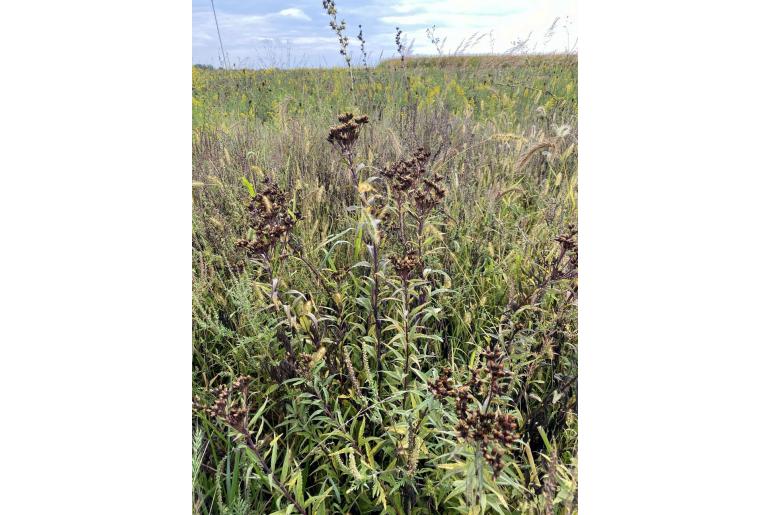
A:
[357, 24, 369, 71]
[382, 147, 446, 215]
[555, 224, 578, 271]
[395, 27, 407, 63]
[327, 113, 369, 154]
[322, 1, 352, 67]
[193, 375, 251, 430]
[483, 346, 508, 396]
[235, 179, 296, 257]
[383, 147, 431, 193]
[413, 174, 446, 215]
[429, 346, 518, 476]
[390, 249, 420, 279]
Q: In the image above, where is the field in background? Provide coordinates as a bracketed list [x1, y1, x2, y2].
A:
[193, 54, 578, 514]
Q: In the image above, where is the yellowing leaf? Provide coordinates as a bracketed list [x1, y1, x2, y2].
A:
[438, 462, 466, 471]
[357, 182, 374, 194]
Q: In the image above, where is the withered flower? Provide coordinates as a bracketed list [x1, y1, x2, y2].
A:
[236, 179, 297, 258]
[468, 367, 483, 397]
[483, 446, 505, 477]
[429, 344, 518, 477]
[382, 147, 431, 193]
[454, 385, 470, 419]
[390, 249, 420, 279]
[327, 112, 368, 153]
[413, 175, 446, 215]
[482, 346, 508, 396]
[382, 147, 445, 221]
[327, 113, 370, 185]
[428, 366, 454, 398]
[558, 224, 578, 271]
[555, 223, 577, 250]
[553, 223, 578, 279]
[193, 375, 252, 431]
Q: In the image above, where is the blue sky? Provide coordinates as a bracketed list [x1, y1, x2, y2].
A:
[192, 0, 577, 68]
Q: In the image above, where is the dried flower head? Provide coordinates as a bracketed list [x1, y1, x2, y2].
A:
[428, 366, 454, 398]
[481, 346, 508, 395]
[323, 0, 353, 66]
[429, 345, 518, 477]
[554, 223, 578, 278]
[236, 179, 297, 258]
[327, 112, 369, 154]
[395, 27, 407, 63]
[454, 385, 470, 419]
[555, 224, 577, 251]
[383, 147, 431, 193]
[193, 375, 252, 431]
[413, 174, 446, 214]
[483, 446, 505, 476]
[357, 24, 370, 70]
[560, 224, 578, 268]
[390, 249, 420, 279]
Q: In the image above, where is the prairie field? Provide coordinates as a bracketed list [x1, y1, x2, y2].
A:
[192, 54, 578, 514]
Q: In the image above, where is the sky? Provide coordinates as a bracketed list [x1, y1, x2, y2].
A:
[192, 0, 577, 68]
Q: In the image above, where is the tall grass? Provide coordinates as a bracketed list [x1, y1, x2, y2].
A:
[193, 53, 578, 514]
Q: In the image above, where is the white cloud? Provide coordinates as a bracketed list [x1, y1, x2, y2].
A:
[279, 8, 311, 21]
[192, 0, 578, 67]
[291, 36, 339, 45]
[392, 2, 420, 14]
[374, 0, 528, 17]
[379, 0, 577, 54]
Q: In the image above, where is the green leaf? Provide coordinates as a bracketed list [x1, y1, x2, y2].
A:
[537, 426, 553, 454]
[280, 447, 292, 483]
[241, 176, 256, 197]
[358, 418, 366, 447]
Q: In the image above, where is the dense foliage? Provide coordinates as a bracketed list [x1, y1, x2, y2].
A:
[193, 54, 578, 514]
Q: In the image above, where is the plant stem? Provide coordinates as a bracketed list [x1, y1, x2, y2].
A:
[416, 217, 424, 264]
[371, 243, 384, 388]
[241, 431, 308, 515]
[401, 275, 411, 409]
[396, 195, 406, 247]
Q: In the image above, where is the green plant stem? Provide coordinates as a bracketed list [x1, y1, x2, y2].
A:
[371, 243, 384, 388]
[401, 275, 411, 409]
[241, 431, 308, 515]
[397, 195, 406, 247]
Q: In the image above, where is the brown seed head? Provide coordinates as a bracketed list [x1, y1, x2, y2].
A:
[390, 249, 420, 279]
[327, 113, 369, 154]
[236, 179, 297, 258]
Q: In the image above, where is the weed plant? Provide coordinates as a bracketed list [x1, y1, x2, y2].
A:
[193, 47, 577, 514]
